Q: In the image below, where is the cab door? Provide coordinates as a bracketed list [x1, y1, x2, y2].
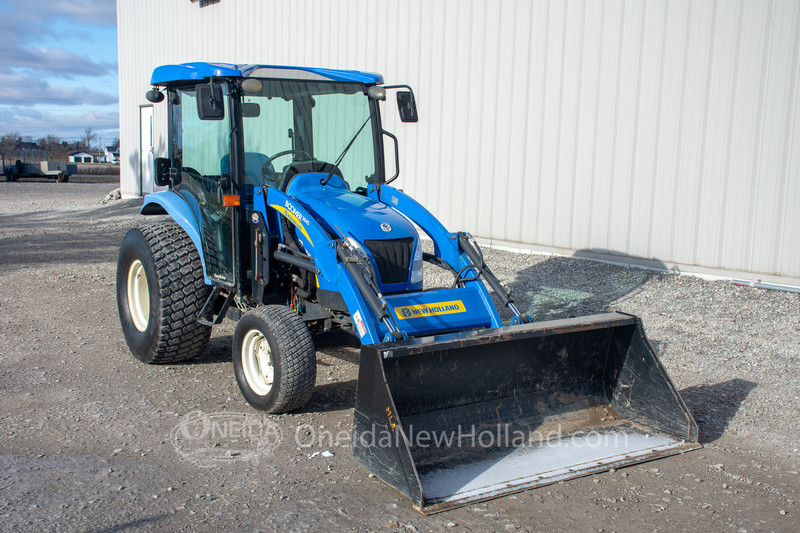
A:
[170, 84, 236, 286]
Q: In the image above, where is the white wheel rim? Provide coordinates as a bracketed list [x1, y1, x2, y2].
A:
[127, 259, 150, 332]
[242, 329, 274, 396]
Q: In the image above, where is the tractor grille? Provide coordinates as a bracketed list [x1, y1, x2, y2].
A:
[364, 238, 414, 285]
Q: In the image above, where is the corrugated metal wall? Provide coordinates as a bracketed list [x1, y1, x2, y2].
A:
[117, 0, 800, 285]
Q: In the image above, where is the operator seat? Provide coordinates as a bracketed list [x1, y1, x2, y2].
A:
[220, 152, 275, 187]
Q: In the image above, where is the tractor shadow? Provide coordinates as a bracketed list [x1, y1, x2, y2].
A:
[189, 329, 361, 413]
[0, 199, 144, 271]
[498, 251, 759, 443]
[499, 251, 669, 322]
[190, 335, 233, 365]
[189, 329, 360, 365]
[303, 379, 359, 413]
[305, 329, 361, 412]
[94, 515, 169, 533]
[678, 379, 757, 443]
[313, 329, 360, 360]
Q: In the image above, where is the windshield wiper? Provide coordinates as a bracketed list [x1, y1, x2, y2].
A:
[321, 111, 375, 186]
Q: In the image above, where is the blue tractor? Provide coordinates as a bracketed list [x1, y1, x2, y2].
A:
[116, 63, 699, 513]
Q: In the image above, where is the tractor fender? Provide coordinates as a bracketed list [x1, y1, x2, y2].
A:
[140, 191, 211, 284]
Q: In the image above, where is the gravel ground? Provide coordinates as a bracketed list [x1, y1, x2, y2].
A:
[430, 244, 800, 457]
[0, 180, 798, 532]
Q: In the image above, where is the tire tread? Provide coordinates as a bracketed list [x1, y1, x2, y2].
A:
[248, 305, 316, 412]
[138, 222, 211, 363]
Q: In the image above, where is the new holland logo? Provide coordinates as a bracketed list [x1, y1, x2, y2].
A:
[394, 300, 466, 320]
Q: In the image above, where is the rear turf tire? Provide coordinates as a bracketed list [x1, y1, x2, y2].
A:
[233, 305, 316, 413]
[116, 223, 211, 363]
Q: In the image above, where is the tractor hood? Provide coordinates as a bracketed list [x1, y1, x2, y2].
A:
[288, 174, 418, 243]
[287, 173, 421, 291]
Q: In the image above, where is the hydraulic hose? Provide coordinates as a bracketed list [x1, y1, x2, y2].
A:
[457, 232, 512, 307]
[336, 243, 389, 322]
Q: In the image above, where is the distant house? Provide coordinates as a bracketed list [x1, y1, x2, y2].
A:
[98, 146, 120, 164]
[68, 151, 94, 163]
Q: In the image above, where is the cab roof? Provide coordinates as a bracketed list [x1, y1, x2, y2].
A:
[150, 62, 383, 85]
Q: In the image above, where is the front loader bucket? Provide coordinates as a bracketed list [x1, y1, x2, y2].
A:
[352, 312, 699, 514]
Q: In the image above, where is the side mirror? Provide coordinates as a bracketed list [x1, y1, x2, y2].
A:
[145, 88, 164, 103]
[154, 157, 171, 186]
[396, 91, 418, 123]
[197, 82, 225, 120]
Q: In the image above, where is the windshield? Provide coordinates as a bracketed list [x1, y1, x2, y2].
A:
[239, 79, 380, 192]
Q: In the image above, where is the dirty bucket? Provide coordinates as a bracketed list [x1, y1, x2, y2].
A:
[352, 312, 699, 513]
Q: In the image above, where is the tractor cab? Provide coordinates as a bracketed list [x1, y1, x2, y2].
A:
[145, 63, 417, 295]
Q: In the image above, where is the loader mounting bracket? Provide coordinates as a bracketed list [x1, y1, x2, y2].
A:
[197, 287, 237, 326]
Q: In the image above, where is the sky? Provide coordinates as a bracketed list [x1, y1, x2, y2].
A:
[0, 0, 118, 144]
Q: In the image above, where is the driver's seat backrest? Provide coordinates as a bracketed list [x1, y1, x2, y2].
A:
[220, 152, 273, 186]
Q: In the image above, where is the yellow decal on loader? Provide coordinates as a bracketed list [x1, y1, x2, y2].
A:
[394, 300, 466, 320]
[386, 406, 396, 431]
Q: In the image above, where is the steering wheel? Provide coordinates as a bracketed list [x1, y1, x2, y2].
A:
[261, 149, 314, 184]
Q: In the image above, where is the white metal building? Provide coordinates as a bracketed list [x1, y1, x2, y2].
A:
[117, 0, 800, 287]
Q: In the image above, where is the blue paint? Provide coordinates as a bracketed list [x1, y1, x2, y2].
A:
[141, 190, 210, 284]
[151, 62, 383, 85]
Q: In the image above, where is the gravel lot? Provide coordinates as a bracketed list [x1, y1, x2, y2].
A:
[0, 180, 798, 532]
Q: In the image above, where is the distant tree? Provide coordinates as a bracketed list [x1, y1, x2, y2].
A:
[111, 138, 120, 150]
[80, 128, 98, 152]
[0, 132, 22, 150]
[36, 135, 72, 159]
[37, 135, 62, 151]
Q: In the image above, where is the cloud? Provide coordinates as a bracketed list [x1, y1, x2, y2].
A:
[46, 0, 117, 26]
[0, 47, 115, 78]
[0, 70, 117, 106]
[0, 1, 116, 77]
[0, 1, 118, 138]
[0, 1, 116, 27]
[0, 106, 119, 138]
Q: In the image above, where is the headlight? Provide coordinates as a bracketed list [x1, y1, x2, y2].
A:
[345, 237, 367, 258]
[345, 237, 377, 280]
[410, 242, 423, 285]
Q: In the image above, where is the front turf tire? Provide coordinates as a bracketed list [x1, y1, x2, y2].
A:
[116, 223, 211, 363]
[233, 306, 316, 413]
